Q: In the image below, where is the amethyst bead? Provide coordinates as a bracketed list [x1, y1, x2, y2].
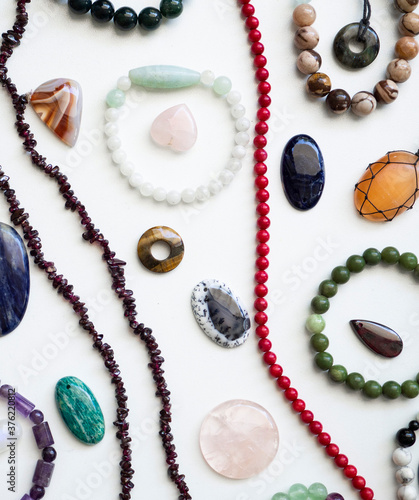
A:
[326, 494, 344, 500]
[15, 392, 35, 417]
[20, 495, 31, 500]
[32, 459, 55, 487]
[42, 446, 57, 462]
[32, 422, 54, 449]
[29, 485, 45, 499]
[0, 384, 13, 398]
[30, 409, 44, 424]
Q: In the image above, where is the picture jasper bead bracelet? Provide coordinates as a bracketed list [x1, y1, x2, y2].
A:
[293, 1, 419, 116]
[306, 247, 419, 399]
[392, 415, 419, 500]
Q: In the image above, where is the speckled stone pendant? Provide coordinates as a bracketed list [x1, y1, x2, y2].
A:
[334, 23, 380, 69]
[350, 319, 403, 358]
[55, 376, 105, 445]
[191, 279, 250, 348]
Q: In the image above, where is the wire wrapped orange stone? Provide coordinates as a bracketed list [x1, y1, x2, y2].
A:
[354, 150, 419, 221]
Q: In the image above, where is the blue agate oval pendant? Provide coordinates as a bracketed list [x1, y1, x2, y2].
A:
[0, 222, 30, 336]
[191, 279, 251, 348]
[281, 134, 325, 210]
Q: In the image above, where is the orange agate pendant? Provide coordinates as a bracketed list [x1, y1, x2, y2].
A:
[354, 150, 419, 221]
[29, 78, 82, 147]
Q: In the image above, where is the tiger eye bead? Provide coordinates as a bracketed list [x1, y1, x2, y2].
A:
[395, 0, 419, 13]
[306, 72, 331, 97]
[294, 26, 319, 50]
[293, 4, 316, 27]
[399, 13, 419, 36]
[326, 88, 351, 114]
[297, 50, 322, 74]
[374, 79, 399, 104]
[351, 91, 377, 116]
[395, 36, 419, 59]
[387, 58, 412, 82]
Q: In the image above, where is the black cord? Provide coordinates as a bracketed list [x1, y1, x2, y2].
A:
[357, 0, 371, 42]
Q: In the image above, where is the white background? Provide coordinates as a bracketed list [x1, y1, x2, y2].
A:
[1, 0, 419, 499]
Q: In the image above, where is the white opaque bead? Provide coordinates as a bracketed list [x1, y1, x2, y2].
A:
[396, 466, 415, 485]
[153, 187, 167, 202]
[235, 117, 251, 131]
[104, 122, 118, 137]
[140, 182, 154, 197]
[200, 70, 215, 86]
[230, 104, 246, 118]
[227, 90, 242, 105]
[106, 136, 122, 151]
[235, 132, 250, 146]
[112, 149, 127, 164]
[119, 162, 135, 177]
[117, 76, 131, 92]
[105, 107, 119, 122]
[226, 158, 242, 173]
[398, 485, 417, 500]
[181, 188, 196, 203]
[219, 169, 235, 185]
[232, 145, 247, 159]
[128, 173, 143, 188]
[208, 180, 223, 195]
[393, 448, 412, 466]
[167, 190, 181, 205]
[195, 185, 211, 202]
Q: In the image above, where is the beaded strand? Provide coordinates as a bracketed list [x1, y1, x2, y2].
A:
[393, 416, 419, 500]
[238, 0, 375, 498]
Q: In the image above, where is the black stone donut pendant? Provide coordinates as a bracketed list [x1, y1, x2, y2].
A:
[333, 22, 380, 69]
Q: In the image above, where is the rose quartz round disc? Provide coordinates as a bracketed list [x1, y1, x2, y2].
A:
[199, 399, 279, 479]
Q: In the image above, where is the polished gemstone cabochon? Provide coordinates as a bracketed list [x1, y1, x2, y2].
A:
[350, 319, 403, 358]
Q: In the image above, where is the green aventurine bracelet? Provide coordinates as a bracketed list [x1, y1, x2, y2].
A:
[306, 246, 419, 400]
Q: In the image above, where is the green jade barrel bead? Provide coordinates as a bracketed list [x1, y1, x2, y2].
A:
[129, 65, 201, 89]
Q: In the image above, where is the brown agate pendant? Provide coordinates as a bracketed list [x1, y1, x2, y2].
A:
[354, 151, 419, 221]
[29, 78, 82, 147]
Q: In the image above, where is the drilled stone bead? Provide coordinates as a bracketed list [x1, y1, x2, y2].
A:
[106, 89, 125, 108]
[331, 266, 350, 284]
[272, 493, 290, 500]
[306, 314, 325, 333]
[311, 295, 330, 314]
[396, 36, 419, 59]
[395, 0, 419, 14]
[114, 7, 137, 31]
[69, 0, 92, 14]
[319, 279, 338, 298]
[399, 13, 419, 35]
[382, 246, 400, 264]
[382, 380, 402, 399]
[399, 252, 418, 270]
[213, 76, 232, 96]
[362, 380, 382, 398]
[351, 91, 376, 116]
[374, 79, 399, 104]
[328, 364, 347, 384]
[346, 372, 365, 391]
[306, 73, 331, 97]
[160, 0, 183, 19]
[315, 352, 334, 371]
[402, 380, 419, 398]
[397, 428, 416, 447]
[293, 4, 316, 26]
[297, 50, 322, 74]
[346, 255, 365, 273]
[308, 482, 328, 499]
[138, 7, 162, 30]
[294, 26, 319, 50]
[310, 333, 329, 352]
[363, 248, 381, 265]
[288, 483, 308, 499]
[387, 58, 412, 82]
[91, 0, 114, 22]
[326, 88, 351, 114]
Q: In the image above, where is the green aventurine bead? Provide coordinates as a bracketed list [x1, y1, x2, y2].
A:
[308, 482, 328, 500]
[106, 89, 125, 108]
[160, 0, 183, 18]
[318, 279, 338, 298]
[328, 364, 347, 384]
[382, 380, 402, 399]
[310, 333, 329, 352]
[331, 265, 350, 284]
[346, 372, 365, 391]
[55, 376, 105, 444]
[399, 252, 418, 271]
[346, 255, 365, 273]
[311, 295, 330, 314]
[363, 248, 381, 265]
[289, 484, 308, 499]
[306, 314, 325, 333]
[362, 380, 382, 399]
[315, 352, 333, 370]
[381, 246, 400, 264]
[271, 493, 290, 500]
[129, 65, 201, 89]
[213, 76, 232, 96]
[401, 380, 419, 398]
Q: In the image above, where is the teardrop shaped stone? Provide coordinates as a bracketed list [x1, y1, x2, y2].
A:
[129, 65, 201, 89]
[55, 377, 105, 445]
[0, 222, 29, 336]
[191, 279, 251, 348]
[281, 134, 325, 210]
[150, 104, 197, 152]
[350, 319, 403, 358]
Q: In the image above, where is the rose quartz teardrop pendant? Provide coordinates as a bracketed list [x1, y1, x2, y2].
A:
[30, 78, 82, 147]
[150, 104, 197, 152]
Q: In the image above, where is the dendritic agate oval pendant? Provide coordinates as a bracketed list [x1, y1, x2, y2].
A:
[281, 134, 325, 210]
[55, 376, 105, 445]
[150, 104, 197, 152]
[354, 151, 419, 221]
[350, 319, 403, 358]
[30, 78, 83, 147]
[0, 222, 29, 336]
[191, 279, 251, 348]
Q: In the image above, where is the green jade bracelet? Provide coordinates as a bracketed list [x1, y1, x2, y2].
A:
[306, 246, 419, 400]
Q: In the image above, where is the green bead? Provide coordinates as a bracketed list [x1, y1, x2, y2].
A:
[160, 0, 183, 18]
[311, 295, 330, 314]
[399, 252, 418, 271]
[318, 279, 338, 298]
[106, 89, 125, 108]
[401, 380, 419, 399]
[138, 6, 162, 30]
[346, 372, 365, 391]
[328, 364, 347, 384]
[129, 65, 201, 89]
[310, 333, 329, 352]
[315, 352, 333, 371]
[213, 76, 232, 96]
[306, 314, 325, 333]
[382, 380, 402, 399]
[381, 246, 400, 264]
[288, 483, 308, 500]
[414, 264, 419, 280]
[363, 248, 381, 265]
[331, 265, 350, 284]
[271, 494, 290, 500]
[346, 255, 365, 273]
[362, 380, 382, 399]
[308, 482, 328, 500]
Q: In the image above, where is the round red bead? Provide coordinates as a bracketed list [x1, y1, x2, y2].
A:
[263, 351, 277, 365]
[334, 454, 349, 468]
[254, 135, 267, 148]
[292, 399, 306, 412]
[256, 230, 270, 243]
[256, 243, 270, 256]
[238, 0, 251, 4]
[344, 465, 357, 479]
[255, 284, 268, 297]
[255, 311, 267, 324]
[245, 16, 259, 29]
[277, 376, 291, 389]
[257, 216, 270, 229]
[300, 410, 314, 423]
[256, 189, 269, 202]
[255, 122, 269, 135]
[254, 149, 267, 162]
[254, 55, 267, 68]
[255, 270, 268, 283]
[326, 444, 339, 457]
[308, 421, 323, 435]
[256, 68, 269, 81]
[269, 364, 283, 378]
[248, 29, 261, 42]
[257, 107, 270, 121]
[318, 432, 331, 446]
[241, 4, 255, 16]
[255, 175, 269, 189]
[284, 387, 298, 401]
[258, 81, 271, 94]
[258, 94, 271, 107]
[254, 297, 267, 311]
[251, 42, 264, 55]
[256, 325, 269, 337]
[256, 256, 269, 270]
[258, 338, 272, 352]
[256, 203, 270, 216]
[360, 488, 374, 500]
[352, 476, 366, 490]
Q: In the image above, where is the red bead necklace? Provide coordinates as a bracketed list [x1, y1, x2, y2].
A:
[238, 1, 375, 499]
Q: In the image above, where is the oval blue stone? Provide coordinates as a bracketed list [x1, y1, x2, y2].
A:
[281, 134, 325, 210]
[0, 222, 29, 336]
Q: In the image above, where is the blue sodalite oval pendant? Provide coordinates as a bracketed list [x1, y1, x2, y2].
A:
[0, 222, 29, 336]
[281, 134, 325, 211]
[191, 279, 251, 348]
